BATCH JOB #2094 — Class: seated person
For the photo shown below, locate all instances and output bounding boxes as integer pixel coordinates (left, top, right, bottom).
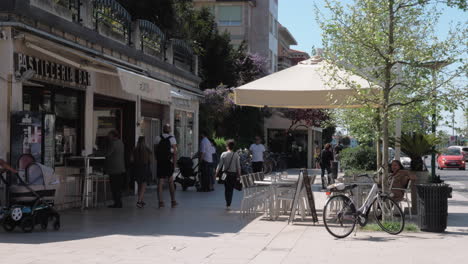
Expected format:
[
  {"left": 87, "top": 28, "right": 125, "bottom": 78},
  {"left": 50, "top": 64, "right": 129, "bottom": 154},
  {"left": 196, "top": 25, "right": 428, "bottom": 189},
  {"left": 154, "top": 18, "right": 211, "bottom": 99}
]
[{"left": 388, "top": 160, "right": 414, "bottom": 202}]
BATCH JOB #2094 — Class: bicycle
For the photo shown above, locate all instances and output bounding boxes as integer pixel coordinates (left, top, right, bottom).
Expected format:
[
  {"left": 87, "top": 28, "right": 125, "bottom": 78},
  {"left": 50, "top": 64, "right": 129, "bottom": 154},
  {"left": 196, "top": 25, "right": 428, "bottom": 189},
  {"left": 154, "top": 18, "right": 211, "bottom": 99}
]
[{"left": 322, "top": 169, "right": 405, "bottom": 238}]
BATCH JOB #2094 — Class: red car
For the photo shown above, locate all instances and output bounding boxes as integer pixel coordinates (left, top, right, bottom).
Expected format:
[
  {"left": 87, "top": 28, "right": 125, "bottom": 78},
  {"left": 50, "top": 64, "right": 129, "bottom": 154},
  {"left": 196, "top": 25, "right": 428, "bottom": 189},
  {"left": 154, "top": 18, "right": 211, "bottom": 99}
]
[{"left": 437, "top": 148, "right": 466, "bottom": 170}]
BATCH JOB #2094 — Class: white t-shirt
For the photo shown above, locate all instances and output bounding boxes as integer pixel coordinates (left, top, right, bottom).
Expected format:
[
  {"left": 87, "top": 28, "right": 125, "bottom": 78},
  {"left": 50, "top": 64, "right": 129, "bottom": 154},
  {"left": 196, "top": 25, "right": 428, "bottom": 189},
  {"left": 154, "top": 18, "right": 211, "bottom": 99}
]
[
  {"left": 155, "top": 133, "right": 177, "bottom": 153},
  {"left": 200, "top": 137, "right": 213, "bottom": 163},
  {"left": 249, "top": 144, "right": 266, "bottom": 162}
]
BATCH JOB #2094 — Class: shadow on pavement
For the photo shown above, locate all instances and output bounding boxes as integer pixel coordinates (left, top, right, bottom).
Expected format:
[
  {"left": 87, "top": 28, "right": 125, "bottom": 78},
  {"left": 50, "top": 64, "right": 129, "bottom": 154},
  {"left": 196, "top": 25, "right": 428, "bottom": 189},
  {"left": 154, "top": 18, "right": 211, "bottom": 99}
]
[{"left": 0, "top": 187, "right": 253, "bottom": 244}]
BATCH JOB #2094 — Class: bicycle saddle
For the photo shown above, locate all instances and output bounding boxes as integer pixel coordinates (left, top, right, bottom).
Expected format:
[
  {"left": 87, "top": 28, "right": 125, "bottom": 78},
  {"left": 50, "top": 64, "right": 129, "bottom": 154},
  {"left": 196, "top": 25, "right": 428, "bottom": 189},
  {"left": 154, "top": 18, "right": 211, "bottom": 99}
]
[{"left": 327, "top": 183, "right": 358, "bottom": 192}]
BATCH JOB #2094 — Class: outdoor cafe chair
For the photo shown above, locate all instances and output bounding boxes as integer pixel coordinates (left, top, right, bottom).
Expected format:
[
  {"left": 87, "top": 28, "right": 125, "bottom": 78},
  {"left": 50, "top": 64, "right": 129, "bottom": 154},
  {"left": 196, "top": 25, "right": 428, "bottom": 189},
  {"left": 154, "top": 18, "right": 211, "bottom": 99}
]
[{"left": 390, "top": 179, "right": 413, "bottom": 219}]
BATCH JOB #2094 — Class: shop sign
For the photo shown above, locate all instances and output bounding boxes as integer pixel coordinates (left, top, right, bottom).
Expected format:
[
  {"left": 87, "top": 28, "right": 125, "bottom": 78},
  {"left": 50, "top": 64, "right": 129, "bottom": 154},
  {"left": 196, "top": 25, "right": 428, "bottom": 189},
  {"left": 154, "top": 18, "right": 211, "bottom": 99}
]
[
  {"left": 173, "top": 97, "right": 191, "bottom": 108},
  {"left": 14, "top": 53, "right": 90, "bottom": 86}
]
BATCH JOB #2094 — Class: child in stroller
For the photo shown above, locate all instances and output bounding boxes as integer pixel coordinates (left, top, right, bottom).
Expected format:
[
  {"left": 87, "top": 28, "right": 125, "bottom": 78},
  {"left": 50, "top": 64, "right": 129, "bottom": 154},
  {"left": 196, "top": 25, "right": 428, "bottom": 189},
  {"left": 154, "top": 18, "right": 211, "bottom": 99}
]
[
  {"left": 174, "top": 156, "right": 201, "bottom": 191},
  {"left": 0, "top": 154, "right": 60, "bottom": 233}
]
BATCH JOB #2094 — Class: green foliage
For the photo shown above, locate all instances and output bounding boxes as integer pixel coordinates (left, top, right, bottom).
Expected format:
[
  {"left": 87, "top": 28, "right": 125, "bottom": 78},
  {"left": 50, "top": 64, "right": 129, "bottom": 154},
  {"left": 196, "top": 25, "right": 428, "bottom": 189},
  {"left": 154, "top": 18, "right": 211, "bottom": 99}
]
[
  {"left": 318, "top": 0, "right": 466, "bottom": 183},
  {"left": 395, "top": 133, "right": 441, "bottom": 171},
  {"left": 360, "top": 223, "right": 419, "bottom": 232},
  {"left": 213, "top": 137, "right": 227, "bottom": 154},
  {"left": 340, "top": 145, "right": 377, "bottom": 171}
]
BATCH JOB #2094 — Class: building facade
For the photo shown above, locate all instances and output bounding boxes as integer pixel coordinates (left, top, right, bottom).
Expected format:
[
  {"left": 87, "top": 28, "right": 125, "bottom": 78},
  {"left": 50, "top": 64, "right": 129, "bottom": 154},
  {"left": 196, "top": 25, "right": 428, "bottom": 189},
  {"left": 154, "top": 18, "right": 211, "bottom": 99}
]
[
  {"left": 193, "top": 0, "right": 279, "bottom": 73},
  {"left": 0, "top": 0, "right": 202, "bottom": 208},
  {"left": 277, "top": 23, "right": 297, "bottom": 71}
]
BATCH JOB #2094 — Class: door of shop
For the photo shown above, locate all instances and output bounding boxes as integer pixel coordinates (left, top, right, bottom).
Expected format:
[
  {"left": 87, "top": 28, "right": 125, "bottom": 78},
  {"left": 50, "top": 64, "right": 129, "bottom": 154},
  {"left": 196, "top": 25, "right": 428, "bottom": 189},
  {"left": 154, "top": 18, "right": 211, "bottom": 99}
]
[{"left": 142, "top": 118, "right": 160, "bottom": 184}]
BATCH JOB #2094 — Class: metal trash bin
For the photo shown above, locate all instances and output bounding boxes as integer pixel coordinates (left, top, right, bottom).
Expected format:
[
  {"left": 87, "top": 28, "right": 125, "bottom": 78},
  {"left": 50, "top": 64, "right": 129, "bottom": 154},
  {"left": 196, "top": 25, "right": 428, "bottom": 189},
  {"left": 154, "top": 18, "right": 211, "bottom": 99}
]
[
  {"left": 331, "top": 161, "right": 338, "bottom": 180},
  {"left": 416, "top": 184, "right": 452, "bottom": 232}
]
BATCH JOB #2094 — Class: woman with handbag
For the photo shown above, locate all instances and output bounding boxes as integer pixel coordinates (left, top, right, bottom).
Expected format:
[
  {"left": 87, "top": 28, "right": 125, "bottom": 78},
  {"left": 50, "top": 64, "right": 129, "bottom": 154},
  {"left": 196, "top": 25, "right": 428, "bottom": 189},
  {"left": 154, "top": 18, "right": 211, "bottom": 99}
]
[
  {"left": 131, "top": 136, "right": 152, "bottom": 208},
  {"left": 215, "top": 140, "right": 241, "bottom": 210}
]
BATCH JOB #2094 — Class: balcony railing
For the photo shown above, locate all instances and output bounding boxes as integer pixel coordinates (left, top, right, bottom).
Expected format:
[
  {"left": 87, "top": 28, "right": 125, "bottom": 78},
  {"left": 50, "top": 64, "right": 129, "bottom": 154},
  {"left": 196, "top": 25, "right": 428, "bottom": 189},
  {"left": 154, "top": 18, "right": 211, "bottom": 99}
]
[
  {"left": 172, "top": 39, "right": 194, "bottom": 73},
  {"left": 93, "top": 0, "right": 131, "bottom": 44},
  {"left": 138, "top": 20, "right": 165, "bottom": 58}
]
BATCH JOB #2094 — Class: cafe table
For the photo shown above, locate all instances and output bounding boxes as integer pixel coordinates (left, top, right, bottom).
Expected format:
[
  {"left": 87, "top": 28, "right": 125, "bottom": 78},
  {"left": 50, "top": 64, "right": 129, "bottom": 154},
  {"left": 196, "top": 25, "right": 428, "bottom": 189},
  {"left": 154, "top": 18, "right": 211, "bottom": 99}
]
[
  {"left": 254, "top": 177, "right": 297, "bottom": 220},
  {"left": 66, "top": 156, "right": 105, "bottom": 210}
]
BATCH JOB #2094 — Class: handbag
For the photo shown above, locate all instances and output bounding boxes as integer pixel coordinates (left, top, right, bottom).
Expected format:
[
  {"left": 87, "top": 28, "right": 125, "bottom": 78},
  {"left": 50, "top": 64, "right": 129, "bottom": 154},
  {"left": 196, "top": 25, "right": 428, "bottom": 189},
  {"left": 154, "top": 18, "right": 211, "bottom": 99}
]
[
  {"left": 218, "top": 152, "right": 235, "bottom": 184},
  {"left": 234, "top": 178, "right": 243, "bottom": 191}
]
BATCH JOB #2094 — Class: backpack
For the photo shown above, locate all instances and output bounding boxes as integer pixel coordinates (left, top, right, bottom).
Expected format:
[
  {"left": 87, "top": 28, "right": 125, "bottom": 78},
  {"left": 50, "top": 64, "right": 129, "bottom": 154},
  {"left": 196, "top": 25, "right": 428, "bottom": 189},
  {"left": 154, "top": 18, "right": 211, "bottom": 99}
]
[{"left": 155, "top": 135, "right": 173, "bottom": 162}]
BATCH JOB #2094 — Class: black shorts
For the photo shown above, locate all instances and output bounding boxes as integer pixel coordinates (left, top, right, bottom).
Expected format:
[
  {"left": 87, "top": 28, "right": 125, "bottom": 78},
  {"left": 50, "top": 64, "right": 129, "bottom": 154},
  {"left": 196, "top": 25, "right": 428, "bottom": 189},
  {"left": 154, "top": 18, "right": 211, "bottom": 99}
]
[
  {"left": 133, "top": 164, "right": 152, "bottom": 184},
  {"left": 157, "top": 161, "right": 174, "bottom": 179}
]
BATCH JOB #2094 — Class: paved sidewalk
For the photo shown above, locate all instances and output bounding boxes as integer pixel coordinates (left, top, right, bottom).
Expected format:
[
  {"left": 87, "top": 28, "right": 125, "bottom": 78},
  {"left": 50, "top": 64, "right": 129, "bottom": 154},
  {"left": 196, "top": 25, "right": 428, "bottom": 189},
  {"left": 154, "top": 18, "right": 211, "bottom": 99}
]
[{"left": 1, "top": 170, "right": 467, "bottom": 264}]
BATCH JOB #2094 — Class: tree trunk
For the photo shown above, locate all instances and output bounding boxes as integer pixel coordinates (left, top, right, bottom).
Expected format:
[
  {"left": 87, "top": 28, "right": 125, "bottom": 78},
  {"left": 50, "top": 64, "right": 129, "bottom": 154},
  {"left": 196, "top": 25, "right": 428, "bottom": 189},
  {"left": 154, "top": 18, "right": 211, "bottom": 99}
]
[{"left": 376, "top": 109, "right": 382, "bottom": 172}]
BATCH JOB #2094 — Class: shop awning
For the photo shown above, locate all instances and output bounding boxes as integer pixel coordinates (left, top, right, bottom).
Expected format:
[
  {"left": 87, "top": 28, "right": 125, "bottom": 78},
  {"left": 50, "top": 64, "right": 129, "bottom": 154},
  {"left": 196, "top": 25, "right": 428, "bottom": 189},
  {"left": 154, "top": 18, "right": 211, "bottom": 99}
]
[{"left": 117, "top": 68, "right": 171, "bottom": 103}]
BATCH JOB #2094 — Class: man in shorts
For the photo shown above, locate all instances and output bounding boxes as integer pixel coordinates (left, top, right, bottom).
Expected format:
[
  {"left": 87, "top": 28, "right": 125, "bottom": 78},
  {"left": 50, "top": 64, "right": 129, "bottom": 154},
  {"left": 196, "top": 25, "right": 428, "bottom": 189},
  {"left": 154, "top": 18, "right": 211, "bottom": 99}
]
[{"left": 155, "top": 124, "right": 178, "bottom": 208}]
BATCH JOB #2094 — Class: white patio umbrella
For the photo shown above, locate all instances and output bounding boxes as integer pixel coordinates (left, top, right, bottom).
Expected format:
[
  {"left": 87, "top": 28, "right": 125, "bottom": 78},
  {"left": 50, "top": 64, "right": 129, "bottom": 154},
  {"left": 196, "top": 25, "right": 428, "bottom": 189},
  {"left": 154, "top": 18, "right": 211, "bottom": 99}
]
[{"left": 234, "top": 57, "right": 378, "bottom": 109}]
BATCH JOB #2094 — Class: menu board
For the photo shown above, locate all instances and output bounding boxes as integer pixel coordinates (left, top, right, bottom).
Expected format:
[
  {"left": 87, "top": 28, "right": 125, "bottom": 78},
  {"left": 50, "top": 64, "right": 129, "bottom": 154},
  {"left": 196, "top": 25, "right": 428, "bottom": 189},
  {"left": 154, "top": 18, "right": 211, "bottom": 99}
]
[
  {"left": 10, "top": 111, "right": 43, "bottom": 167},
  {"left": 288, "top": 170, "right": 319, "bottom": 224},
  {"left": 302, "top": 170, "right": 319, "bottom": 223},
  {"left": 43, "top": 114, "right": 55, "bottom": 168}
]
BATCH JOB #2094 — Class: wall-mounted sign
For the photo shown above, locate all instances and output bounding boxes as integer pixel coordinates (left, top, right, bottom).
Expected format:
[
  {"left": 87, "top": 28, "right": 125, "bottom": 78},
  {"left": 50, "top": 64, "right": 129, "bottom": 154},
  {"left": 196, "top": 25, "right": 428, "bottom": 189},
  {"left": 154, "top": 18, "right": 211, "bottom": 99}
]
[{"left": 14, "top": 52, "right": 90, "bottom": 86}]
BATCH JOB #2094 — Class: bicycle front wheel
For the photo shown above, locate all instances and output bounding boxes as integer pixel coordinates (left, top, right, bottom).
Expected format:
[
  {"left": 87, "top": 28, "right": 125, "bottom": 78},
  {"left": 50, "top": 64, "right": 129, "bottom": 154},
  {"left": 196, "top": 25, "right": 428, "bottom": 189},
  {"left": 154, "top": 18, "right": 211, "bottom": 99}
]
[
  {"left": 323, "top": 195, "right": 356, "bottom": 238},
  {"left": 373, "top": 196, "right": 405, "bottom": 235}
]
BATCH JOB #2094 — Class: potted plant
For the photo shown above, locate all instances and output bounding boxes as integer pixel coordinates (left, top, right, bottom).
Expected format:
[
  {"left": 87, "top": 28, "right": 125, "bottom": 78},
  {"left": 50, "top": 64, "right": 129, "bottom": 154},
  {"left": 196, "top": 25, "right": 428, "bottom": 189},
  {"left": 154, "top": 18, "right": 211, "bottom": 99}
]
[
  {"left": 396, "top": 133, "right": 440, "bottom": 214},
  {"left": 398, "top": 132, "right": 440, "bottom": 180}
]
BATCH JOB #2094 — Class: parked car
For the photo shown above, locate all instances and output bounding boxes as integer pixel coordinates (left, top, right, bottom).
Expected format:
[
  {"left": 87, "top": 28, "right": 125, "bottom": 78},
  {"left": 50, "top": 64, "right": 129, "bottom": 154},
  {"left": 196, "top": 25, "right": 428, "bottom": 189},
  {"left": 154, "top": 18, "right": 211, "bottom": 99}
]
[
  {"left": 437, "top": 148, "right": 466, "bottom": 170},
  {"left": 400, "top": 152, "right": 411, "bottom": 169},
  {"left": 388, "top": 147, "right": 412, "bottom": 168},
  {"left": 448, "top": 146, "right": 468, "bottom": 161}
]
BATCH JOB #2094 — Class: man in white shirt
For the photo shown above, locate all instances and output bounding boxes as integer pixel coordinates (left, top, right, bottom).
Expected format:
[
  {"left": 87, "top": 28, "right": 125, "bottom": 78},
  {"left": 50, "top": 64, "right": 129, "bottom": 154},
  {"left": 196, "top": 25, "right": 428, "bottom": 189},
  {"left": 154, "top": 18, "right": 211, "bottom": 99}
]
[
  {"left": 249, "top": 136, "right": 266, "bottom": 173},
  {"left": 199, "top": 132, "right": 213, "bottom": 192},
  {"left": 154, "top": 124, "right": 178, "bottom": 208}
]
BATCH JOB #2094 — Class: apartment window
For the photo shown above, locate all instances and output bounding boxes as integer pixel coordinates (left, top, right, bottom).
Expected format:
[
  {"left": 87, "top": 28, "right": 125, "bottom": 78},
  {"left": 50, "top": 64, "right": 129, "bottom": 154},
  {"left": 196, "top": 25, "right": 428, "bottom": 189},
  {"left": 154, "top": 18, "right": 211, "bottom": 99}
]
[
  {"left": 269, "top": 50, "right": 273, "bottom": 71},
  {"left": 269, "top": 14, "right": 273, "bottom": 34},
  {"left": 218, "top": 6, "right": 242, "bottom": 26},
  {"left": 274, "top": 54, "right": 278, "bottom": 72},
  {"left": 275, "top": 20, "right": 279, "bottom": 38}
]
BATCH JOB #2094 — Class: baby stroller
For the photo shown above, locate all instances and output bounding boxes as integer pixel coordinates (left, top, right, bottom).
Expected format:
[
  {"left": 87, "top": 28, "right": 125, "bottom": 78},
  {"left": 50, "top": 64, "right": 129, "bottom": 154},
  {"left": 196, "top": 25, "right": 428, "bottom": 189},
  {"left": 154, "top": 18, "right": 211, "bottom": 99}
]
[
  {"left": 0, "top": 154, "right": 60, "bottom": 233},
  {"left": 174, "top": 156, "right": 200, "bottom": 191}
]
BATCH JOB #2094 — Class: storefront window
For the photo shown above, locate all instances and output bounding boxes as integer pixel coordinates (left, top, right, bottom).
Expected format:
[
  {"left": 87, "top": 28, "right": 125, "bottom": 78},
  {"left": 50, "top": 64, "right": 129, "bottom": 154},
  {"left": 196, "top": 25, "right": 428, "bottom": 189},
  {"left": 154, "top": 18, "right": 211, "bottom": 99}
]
[
  {"left": 23, "top": 85, "right": 84, "bottom": 166},
  {"left": 94, "top": 109, "right": 122, "bottom": 151},
  {"left": 174, "top": 110, "right": 195, "bottom": 158}
]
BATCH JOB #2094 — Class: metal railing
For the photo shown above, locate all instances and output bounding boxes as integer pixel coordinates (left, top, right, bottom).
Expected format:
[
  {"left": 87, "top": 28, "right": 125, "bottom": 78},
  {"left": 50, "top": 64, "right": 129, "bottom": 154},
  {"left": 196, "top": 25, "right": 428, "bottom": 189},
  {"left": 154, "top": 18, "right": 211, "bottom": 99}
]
[
  {"left": 93, "top": 0, "right": 131, "bottom": 44},
  {"left": 138, "top": 19, "right": 165, "bottom": 58},
  {"left": 172, "top": 39, "right": 194, "bottom": 73}
]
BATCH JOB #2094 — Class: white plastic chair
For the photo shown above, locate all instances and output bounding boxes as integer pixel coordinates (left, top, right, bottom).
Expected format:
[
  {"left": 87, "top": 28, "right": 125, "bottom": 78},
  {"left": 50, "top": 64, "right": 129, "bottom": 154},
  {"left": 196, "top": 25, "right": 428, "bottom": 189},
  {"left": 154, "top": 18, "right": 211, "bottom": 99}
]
[{"left": 390, "top": 179, "right": 412, "bottom": 219}]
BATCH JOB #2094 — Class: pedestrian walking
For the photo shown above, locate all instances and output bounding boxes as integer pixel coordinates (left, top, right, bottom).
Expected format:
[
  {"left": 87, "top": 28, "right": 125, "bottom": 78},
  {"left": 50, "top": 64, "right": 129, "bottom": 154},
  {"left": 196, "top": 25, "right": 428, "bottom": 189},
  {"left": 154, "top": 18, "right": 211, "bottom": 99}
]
[
  {"left": 314, "top": 140, "right": 321, "bottom": 169},
  {"left": 215, "top": 140, "right": 241, "bottom": 210},
  {"left": 249, "top": 136, "right": 265, "bottom": 173},
  {"left": 334, "top": 141, "right": 344, "bottom": 172},
  {"left": 209, "top": 138, "right": 218, "bottom": 191},
  {"left": 103, "top": 130, "right": 126, "bottom": 208},
  {"left": 131, "top": 136, "right": 152, "bottom": 208},
  {"left": 199, "top": 132, "right": 214, "bottom": 192},
  {"left": 155, "top": 124, "right": 178, "bottom": 208},
  {"left": 320, "top": 143, "right": 333, "bottom": 189}
]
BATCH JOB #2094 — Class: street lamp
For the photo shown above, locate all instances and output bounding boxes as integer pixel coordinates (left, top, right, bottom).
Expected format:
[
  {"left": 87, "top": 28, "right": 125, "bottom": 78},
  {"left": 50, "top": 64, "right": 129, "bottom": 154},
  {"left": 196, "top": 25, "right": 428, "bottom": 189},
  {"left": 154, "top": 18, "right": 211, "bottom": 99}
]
[{"left": 418, "top": 60, "right": 452, "bottom": 180}]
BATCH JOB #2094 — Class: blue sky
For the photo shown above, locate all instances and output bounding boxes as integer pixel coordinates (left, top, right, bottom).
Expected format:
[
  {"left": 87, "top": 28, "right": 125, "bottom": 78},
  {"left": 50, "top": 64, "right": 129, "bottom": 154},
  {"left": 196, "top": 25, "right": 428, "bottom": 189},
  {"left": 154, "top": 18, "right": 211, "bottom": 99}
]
[{"left": 278, "top": 0, "right": 467, "bottom": 134}]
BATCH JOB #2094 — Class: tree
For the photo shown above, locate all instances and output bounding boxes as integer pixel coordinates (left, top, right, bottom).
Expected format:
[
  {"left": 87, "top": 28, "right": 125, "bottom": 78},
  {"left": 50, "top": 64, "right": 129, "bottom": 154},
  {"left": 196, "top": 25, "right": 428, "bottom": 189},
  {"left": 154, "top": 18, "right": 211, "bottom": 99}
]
[
  {"left": 280, "top": 109, "right": 330, "bottom": 132},
  {"left": 317, "top": 0, "right": 467, "bottom": 188}
]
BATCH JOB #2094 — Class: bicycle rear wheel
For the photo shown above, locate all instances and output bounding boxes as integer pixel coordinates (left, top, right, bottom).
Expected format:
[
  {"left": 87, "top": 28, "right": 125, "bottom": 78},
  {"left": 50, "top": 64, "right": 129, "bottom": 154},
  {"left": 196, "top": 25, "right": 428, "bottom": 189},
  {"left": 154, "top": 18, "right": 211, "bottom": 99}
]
[
  {"left": 373, "top": 196, "right": 405, "bottom": 235},
  {"left": 323, "top": 195, "right": 356, "bottom": 238}
]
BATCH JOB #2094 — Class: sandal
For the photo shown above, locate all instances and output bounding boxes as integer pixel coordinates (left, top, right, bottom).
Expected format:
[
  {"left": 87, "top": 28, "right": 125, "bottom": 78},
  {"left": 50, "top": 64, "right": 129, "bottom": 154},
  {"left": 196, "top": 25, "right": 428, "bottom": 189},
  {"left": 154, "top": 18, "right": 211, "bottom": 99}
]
[
  {"left": 171, "top": 201, "right": 178, "bottom": 208},
  {"left": 159, "top": 201, "right": 165, "bottom": 208}
]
